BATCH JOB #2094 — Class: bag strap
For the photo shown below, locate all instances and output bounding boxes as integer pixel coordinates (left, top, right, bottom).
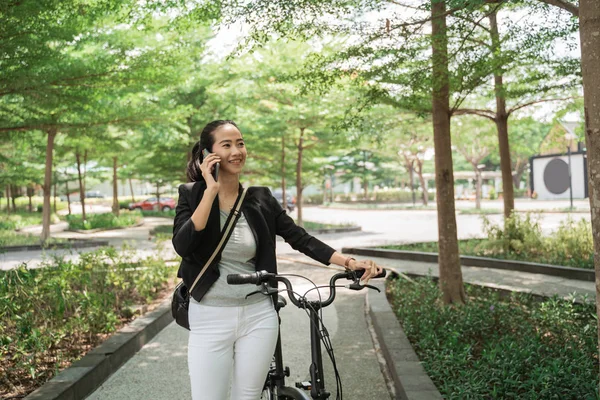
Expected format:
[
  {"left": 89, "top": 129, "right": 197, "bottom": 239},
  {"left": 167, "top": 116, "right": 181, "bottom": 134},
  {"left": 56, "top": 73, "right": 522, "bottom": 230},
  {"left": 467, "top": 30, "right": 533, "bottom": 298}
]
[{"left": 188, "top": 187, "right": 248, "bottom": 296}]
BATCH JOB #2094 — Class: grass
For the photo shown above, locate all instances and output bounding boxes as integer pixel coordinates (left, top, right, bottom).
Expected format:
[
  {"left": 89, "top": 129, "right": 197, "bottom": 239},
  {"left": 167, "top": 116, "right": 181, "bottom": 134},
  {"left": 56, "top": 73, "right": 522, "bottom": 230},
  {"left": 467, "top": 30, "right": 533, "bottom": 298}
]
[{"left": 388, "top": 276, "right": 597, "bottom": 399}]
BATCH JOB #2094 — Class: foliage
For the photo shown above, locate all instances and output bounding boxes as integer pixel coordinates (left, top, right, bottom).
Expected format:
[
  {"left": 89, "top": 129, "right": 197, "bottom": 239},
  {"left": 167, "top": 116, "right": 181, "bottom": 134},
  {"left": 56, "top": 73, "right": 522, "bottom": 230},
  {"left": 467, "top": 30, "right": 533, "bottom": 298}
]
[
  {"left": 0, "top": 247, "right": 175, "bottom": 398},
  {"left": 388, "top": 277, "right": 597, "bottom": 399},
  {"left": 386, "top": 213, "right": 594, "bottom": 269},
  {"left": 480, "top": 213, "right": 546, "bottom": 256},
  {"left": 141, "top": 210, "right": 176, "bottom": 218},
  {"left": 66, "top": 211, "right": 142, "bottom": 230},
  {"left": 0, "top": 213, "right": 46, "bottom": 231},
  {"left": 0, "top": 231, "right": 67, "bottom": 248}
]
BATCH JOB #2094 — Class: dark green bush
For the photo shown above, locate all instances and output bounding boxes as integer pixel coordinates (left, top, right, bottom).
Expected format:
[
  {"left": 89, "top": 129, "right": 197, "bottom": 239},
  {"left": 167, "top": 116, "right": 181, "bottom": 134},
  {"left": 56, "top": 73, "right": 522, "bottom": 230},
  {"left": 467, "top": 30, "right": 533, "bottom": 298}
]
[
  {"left": 141, "top": 210, "right": 176, "bottom": 218},
  {"left": 0, "top": 247, "right": 175, "bottom": 397},
  {"left": 66, "top": 210, "right": 142, "bottom": 230},
  {"left": 388, "top": 277, "right": 598, "bottom": 399}
]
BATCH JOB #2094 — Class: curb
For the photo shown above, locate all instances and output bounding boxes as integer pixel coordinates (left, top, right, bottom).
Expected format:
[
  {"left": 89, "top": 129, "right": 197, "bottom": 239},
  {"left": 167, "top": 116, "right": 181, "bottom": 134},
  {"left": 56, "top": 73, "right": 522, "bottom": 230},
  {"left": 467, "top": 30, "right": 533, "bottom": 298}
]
[
  {"left": 367, "top": 280, "right": 443, "bottom": 400},
  {"left": 342, "top": 247, "right": 595, "bottom": 282},
  {"left": 24, "top": 298, "right": 174, "bottom": 400},
  {"left": 1, "top": 239, "right": 110, "bottom": 253}
]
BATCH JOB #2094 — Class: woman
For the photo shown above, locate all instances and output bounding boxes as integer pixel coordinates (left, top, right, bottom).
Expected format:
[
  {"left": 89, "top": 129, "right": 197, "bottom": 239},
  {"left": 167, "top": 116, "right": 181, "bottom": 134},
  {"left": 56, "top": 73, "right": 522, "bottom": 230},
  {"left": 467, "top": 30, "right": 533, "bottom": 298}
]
[{"left": 172, "top": 120, "right": 382, "bottom": 400}]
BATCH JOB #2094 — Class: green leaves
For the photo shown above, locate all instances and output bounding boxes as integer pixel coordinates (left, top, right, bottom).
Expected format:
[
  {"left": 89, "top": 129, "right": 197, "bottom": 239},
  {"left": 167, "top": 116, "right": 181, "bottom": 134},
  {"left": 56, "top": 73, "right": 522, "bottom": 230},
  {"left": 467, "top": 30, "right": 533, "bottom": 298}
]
[{"left": 389, "top": 277, "right": 598, "bottom": 398}]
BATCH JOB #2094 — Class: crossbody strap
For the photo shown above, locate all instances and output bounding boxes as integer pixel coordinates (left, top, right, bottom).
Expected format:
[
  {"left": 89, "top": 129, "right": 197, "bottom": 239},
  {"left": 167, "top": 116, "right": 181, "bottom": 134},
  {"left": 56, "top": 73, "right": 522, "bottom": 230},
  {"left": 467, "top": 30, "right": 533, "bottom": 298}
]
[{"left": 188, "top": 187, "right": 248, "bottom": 296}]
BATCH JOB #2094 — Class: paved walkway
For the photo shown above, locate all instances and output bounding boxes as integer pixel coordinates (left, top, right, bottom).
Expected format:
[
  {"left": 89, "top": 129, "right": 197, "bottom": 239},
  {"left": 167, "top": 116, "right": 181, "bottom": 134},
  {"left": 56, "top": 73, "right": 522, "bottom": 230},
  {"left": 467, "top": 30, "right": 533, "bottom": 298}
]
[{"left": 86, "top": 256, "right": 393, "bottom": 400}]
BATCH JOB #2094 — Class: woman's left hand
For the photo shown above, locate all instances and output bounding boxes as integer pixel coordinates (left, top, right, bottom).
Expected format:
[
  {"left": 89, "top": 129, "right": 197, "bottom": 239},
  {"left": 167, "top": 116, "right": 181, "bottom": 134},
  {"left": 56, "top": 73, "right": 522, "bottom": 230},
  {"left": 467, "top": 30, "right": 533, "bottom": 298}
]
[{"left": 348, "top": 259, "right": 383, "bottom": 284}]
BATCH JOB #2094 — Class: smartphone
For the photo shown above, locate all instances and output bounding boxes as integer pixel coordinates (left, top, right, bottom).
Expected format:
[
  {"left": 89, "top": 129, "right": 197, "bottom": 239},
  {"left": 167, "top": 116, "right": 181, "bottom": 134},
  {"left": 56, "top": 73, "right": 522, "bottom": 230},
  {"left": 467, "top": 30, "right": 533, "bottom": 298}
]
[{"left": 202, "top": 149, "right": 219, "bottom": 181}]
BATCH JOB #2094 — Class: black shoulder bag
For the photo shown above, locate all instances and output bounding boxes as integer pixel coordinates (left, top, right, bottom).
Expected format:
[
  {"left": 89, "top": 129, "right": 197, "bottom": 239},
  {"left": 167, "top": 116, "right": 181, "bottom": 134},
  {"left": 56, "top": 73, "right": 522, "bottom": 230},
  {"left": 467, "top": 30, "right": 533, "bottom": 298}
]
[{"left": 171, "top": 187, "right": 248, "bottom": 330}]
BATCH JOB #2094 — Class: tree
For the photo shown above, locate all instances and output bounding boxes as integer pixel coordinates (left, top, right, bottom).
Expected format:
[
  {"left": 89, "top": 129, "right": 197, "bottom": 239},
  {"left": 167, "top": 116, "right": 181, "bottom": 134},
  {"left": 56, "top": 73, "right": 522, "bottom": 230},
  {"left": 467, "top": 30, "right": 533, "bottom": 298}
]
[
  {"left": 526, "top": 0, "right": 600, "bottom": 386},
  {"left": 452, "top": 116, "right": 497, "bottom": 209},
  {"left": 450, "top": 2, "right": 578, "bottom": 218}
]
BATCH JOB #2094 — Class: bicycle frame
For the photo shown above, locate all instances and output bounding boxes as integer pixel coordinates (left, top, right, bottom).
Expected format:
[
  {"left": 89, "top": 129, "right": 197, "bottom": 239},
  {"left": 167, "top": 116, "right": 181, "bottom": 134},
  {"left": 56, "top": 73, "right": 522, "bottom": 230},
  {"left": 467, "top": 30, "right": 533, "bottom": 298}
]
[{"left": 230, "top": 269, "right": 385, "bottom": 400}]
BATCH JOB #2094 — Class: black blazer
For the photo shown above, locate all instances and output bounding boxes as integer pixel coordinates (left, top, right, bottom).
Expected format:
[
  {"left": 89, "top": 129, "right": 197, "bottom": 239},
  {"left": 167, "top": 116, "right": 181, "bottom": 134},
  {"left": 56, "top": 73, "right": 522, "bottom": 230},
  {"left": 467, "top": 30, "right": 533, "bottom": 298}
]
[{"left": 172, "top": 181, "right": 336, "bottom": 302}]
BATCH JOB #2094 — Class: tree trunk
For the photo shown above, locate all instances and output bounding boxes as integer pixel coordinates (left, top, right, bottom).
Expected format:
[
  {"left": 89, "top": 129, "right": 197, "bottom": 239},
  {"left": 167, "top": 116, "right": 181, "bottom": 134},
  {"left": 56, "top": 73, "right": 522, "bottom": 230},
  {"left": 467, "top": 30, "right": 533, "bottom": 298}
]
[
  {"left": 415, "top": 158, "right": 428, "bottom": 206},
  {"left": 281, "top": 135, "right": 287, "bottom": 210},
  {"left": 296, "top": 128, "right": 305, "bottom": 227},
  {"left": 474, "top": 167, "right": 482, "bottom": 210},
  {"left": 27, "top": 186, "right": 33, "bottom": 213},
  {"left": 129, "top": 178, "right": 135, "bottom": 202},
  {"left": 112, "top": 156, "right": 119, "bottom": 216},
  {"left": 53, "top": 173, "right": 57, "bottom": 214},
  {"left": 41, "top": 128, "right": 57, "bottom": 242},
  {"left": 75, "top": 151, "right": 86, "bottom": 221},
  {"left": 65, "top": 178, "right": 72, "bottom": 215},
  {"left": 156, "top": 181, "right": 161, "bottom": 210},
  {"left": 362, "top": 151, "right": 368, "bottom": 199},
  {"left": 578, "top": 0, "right": 600, "bottom": 392},
  {"left": 11, "top": 185, "right": 16, "bottom": 213},
  {"left": 5, "top": 185, "right": 10, "bottom": 215},
  {"left": 83, "top": 149, "right": 88, "bottom": 194},
  {"left": 431, "top": 0, "right": 466, "bottom": 305},
  {"left": 512, "top": 158, "right": 527, "bottom": 188},
  {"left": 489, "top": 10, "right": 515, "bottom": 219}
]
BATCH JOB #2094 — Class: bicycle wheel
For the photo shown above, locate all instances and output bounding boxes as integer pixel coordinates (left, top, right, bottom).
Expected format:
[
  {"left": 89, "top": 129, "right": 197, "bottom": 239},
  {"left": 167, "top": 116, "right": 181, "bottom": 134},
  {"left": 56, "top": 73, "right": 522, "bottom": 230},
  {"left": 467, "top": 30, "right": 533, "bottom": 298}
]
[{"left": 277, "top": 386, "right": 311, "bottom": 400}]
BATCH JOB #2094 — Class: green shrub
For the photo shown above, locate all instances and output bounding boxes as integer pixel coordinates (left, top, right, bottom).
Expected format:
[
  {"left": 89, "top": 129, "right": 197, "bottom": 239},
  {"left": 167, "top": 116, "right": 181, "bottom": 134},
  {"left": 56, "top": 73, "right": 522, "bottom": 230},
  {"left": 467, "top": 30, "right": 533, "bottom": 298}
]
[
  {"left": 0, "top": 247, "right": 175, "bottom": 397},
  {"left": 384, "top": 214, "right": 594, "bottom": 269},
  {"left": 141, "top": 209, "right": 176, "bottom": 218},
  {"left": 388, "top": 277, "right": 598, "bottom": 399},
  {"left": 0, "top": 212, "right": 59, "bottom": 231},
  {"left": 150, "top": 224, "right": 173, "bottom": 235},
  {"left": 0, "top": 231, "right": 68, "bottom": 248},
  {"left": 478, "top": 213, "right": 545, "bottom": 258},
  {"left": 304, "top": 194, "right": 324, "bottom": 205},
  {"left": 545, "top": 217, "right": 594, "bottom": 269},
  {"left": 66, "top": 210, "right": 142, "bottom": 230}
]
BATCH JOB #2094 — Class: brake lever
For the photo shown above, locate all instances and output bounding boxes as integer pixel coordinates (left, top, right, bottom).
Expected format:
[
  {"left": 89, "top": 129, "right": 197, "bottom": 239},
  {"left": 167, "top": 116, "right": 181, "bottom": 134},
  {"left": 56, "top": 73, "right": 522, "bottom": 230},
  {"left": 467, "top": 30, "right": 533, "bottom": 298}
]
[
  {"left": 345, "top": 282, "right": 381, "bottom": 293},
  {"left": 245, "top": 282, "right": 279, "bottom": 299}
]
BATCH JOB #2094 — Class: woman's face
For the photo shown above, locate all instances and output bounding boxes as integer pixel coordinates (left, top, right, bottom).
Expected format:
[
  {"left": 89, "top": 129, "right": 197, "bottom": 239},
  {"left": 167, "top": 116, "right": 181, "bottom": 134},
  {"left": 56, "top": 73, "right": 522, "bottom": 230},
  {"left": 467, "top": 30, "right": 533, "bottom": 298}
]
[{"left": 210, "top": 124, "right": 247, "bottom": 175}]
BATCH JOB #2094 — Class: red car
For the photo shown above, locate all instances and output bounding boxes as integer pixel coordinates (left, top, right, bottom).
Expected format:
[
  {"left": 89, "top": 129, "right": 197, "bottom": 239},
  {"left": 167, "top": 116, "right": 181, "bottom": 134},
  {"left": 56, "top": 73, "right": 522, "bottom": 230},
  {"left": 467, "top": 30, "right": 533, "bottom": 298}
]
[{"left": 129, "top": 197, "right": 176, "bottom": 211}]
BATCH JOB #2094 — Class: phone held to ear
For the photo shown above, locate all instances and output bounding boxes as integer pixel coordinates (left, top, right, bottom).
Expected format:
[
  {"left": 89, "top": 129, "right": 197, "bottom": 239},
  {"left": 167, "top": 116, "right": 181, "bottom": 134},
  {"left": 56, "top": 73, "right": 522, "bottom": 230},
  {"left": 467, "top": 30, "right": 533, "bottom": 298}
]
[{"left": 202, "top": 149, "right": 219, "bottom": 181}]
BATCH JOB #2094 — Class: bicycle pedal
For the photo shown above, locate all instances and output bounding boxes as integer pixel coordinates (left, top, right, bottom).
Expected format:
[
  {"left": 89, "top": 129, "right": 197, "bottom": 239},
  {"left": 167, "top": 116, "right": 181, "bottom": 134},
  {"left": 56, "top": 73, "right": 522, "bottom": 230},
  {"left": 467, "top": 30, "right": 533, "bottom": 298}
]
[{"left": 295, "top": 381, "right": 312, "bottom": 390}]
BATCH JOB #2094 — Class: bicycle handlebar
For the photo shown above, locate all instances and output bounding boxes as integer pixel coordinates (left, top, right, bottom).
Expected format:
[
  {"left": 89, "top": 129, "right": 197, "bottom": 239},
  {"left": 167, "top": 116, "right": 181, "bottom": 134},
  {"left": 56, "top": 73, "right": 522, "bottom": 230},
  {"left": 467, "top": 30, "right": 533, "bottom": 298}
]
[{"left": 227, "top": 268, "right": 386, "bottom": 309}]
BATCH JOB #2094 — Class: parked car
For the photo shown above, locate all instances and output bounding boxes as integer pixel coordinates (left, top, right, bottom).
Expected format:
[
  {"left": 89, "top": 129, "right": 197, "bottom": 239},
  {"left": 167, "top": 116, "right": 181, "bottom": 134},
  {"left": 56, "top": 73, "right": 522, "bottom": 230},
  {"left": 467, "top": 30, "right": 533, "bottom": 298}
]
[
  {"left": 273, "top": 192, "right": 295, "bottom": 213},
  {"left": 85, "top": 191, "right": 105, "bottom": 198},
  {"left": 59, "top": 191, "right": 104, "bottom": 201},
  {"left": 129, "top": 197, "right": 176, "bottom": 211}
]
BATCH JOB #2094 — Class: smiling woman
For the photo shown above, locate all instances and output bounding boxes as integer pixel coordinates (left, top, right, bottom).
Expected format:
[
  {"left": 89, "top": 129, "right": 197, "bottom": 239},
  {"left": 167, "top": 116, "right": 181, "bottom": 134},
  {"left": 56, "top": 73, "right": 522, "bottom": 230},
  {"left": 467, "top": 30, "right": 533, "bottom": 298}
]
[{"left": 172, "top": 119, "right": 382, "bottom": 400}]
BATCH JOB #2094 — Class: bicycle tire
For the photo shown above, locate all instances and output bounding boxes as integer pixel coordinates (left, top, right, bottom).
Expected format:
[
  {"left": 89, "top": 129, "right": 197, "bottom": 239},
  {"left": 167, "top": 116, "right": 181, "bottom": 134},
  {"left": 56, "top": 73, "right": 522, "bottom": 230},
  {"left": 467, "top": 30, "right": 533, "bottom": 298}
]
[{"left": 278, "top": 386, "right": 312, "bottom": 400}]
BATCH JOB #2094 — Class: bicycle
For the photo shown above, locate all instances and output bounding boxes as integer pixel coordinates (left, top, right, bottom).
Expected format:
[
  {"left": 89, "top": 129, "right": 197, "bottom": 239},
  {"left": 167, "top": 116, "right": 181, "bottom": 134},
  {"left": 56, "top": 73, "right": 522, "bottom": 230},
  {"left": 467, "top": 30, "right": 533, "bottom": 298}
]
[{"left": 227, "top": 267, "right": 387, "bottom": 400}]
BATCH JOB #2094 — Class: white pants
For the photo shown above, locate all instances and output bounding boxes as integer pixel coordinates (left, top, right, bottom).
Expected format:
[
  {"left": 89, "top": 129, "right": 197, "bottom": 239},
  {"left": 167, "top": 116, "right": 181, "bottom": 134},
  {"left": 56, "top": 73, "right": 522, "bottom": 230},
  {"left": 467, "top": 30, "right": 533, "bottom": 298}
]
[{"left": 188, "top": 299, "right": 279, "bottom": 400}]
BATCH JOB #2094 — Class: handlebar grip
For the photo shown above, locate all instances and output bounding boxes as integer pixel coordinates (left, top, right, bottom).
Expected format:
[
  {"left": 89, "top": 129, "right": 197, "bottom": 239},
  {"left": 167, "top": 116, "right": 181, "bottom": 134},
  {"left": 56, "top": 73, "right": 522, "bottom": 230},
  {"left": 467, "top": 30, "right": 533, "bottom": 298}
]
[
  {"left": 227, "top": 273, "right": 258, "bottom": 285},
  {"left": 355, "top": 268, "right": 387, "bottom": 279}
]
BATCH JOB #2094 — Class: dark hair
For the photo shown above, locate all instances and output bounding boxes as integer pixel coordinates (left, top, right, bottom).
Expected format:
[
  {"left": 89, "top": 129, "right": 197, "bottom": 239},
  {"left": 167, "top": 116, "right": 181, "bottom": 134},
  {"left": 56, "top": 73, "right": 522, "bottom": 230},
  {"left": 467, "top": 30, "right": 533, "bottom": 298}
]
[{"left": 186, "top": 120, "right": 239, "bottom": 182}]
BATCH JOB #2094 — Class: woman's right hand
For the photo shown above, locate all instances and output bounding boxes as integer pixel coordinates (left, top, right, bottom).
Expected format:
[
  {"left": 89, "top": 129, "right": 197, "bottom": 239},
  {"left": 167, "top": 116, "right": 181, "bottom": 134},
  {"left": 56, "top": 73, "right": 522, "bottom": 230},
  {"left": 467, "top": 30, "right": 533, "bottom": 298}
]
[{"left": 200, "top": 153, "right": 221, "bottom": 191}]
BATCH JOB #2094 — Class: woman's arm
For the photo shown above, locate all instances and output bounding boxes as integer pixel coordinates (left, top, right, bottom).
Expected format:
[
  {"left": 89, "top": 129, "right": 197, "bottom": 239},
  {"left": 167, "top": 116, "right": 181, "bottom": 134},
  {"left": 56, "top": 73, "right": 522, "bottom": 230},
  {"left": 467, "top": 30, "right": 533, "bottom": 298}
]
[{"left": 172, "top": 184, "right": 216, "bottom": 257}]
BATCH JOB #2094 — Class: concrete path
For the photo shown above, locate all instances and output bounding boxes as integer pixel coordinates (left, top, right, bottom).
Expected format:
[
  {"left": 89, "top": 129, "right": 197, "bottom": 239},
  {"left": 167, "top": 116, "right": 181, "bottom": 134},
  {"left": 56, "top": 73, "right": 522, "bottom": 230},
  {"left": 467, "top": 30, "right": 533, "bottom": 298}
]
[{"left": 86, "top": 257, "right": 393, "bottom": 400}]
